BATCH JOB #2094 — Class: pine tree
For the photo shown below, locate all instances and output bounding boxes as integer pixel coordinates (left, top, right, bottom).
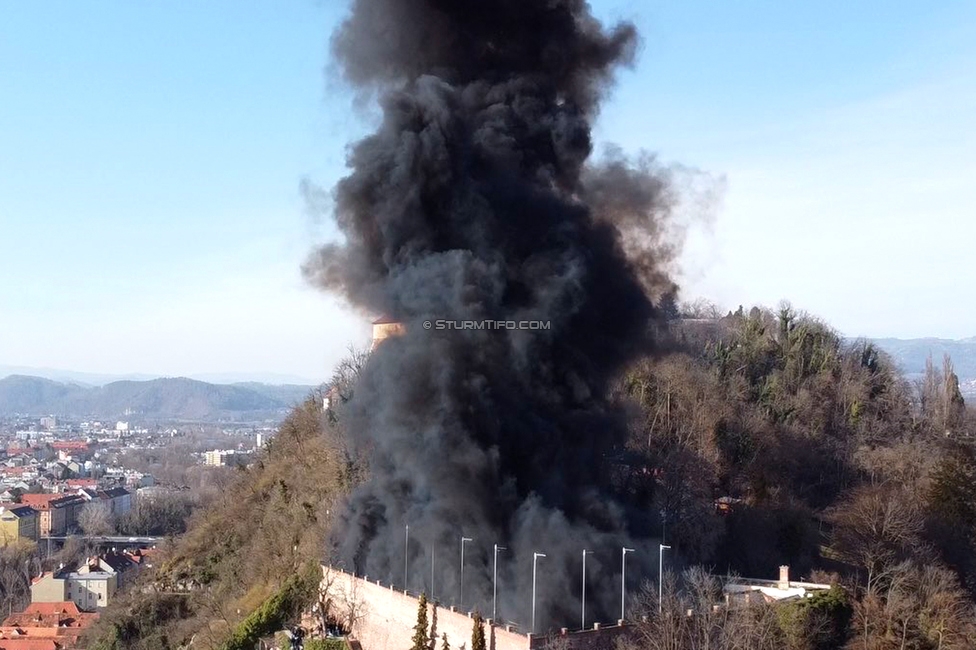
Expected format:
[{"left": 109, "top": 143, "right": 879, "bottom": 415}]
[
  {"left": 441, "top": 632, "right": 450, "bottom": 650},
  {"left": 471, "top": 612, "right": 486, "bottom": 650},
  {"left": 411, "top": 593, "right": 429, "bottom": 650}
]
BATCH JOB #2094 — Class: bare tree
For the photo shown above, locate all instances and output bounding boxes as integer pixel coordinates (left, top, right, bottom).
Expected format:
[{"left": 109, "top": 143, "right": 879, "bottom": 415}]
[
  {"left": 319, "top": 567, "right": 367, "bottom": 635},
  {"left": 78, "top": 501, "right": 114, "bottom": 537},
  {"left": 829, "top": 485, "right": 923, "bottom": 591},
  {"left": 915, "top": 564, "right": 976, "bottom": 650},
  {"left": 627, "top": 573, "right": 688, "bottom": 650},
  {"left": 625, "top": 569, "right": 783, "bottom": 650},
  {"left": 680, "top": 298, "right": 725, "bottom": 320},
  {"left": 327, "top": 345, "right": 371, "bottom": 405},
  {"left": 845, "top": 560, "right": 976, "bottom": 650}
]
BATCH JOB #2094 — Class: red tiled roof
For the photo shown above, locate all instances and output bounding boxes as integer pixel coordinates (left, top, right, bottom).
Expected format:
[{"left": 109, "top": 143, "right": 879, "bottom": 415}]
[
  {"left": 17, "top": 495, "right": 76, "bottom": 511},
  {"left": 0, "top": 639, "right": 60, "bottom": 650},
  {"left": 64, "top": 479, "right": 96, "bottom": 487},
  {"left": 17, "top": 603, "right": 83, "bottom": 618},
  {"left": 0, "top": 601, "right": 98, "bottom": 649},
  {"left": 49, "top": 442, "right": 88, "bottom": 451}
]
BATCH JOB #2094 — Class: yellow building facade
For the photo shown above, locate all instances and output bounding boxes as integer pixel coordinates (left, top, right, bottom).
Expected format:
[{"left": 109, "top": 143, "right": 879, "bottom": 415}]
[{"left": 0, "top": 505, "right": 39, "bottom": 545}]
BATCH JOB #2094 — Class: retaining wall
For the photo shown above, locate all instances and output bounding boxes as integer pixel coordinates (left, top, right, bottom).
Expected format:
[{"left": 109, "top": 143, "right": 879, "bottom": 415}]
[{"left": 320, "top": 566, "right": 632, "bottom": 650}]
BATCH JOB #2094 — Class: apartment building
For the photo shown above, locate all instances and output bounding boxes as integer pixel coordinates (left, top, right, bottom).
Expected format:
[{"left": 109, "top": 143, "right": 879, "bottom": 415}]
[
  {"left": 0, "top": 504, "right": 39, "bottom": 545},
  {"left": 75, "top": 486, "right": 132, "bottom": 517},
  {"left": 18, "top": 494, "right": 87, "bottom": 536},
  {"left": 31, "top": 561, "right": 119, "bottom": 612}
]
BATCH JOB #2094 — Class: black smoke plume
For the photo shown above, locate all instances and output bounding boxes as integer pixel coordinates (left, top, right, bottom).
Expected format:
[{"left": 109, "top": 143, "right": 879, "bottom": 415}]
[{"left": 305, "top": 0, "right": 685, "bottom": 631}]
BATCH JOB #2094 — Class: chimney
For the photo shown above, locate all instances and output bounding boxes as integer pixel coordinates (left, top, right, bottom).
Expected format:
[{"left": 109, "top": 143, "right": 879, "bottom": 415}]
[{"left": 778, "top": 565, "right": 790, "bottom": 590}]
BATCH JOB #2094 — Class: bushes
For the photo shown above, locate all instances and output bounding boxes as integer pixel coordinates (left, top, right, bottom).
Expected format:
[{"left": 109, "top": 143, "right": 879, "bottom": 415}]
[
  {"left": 87, "top": 593, "right": 193, "bottom": 650},
  {"left": 776, "top": 586, "right": 850, "bottom": 650},
  {"left": 218, "top": 562, "right": 321, "bottom": 650},
  {"left": 305, "top": 639, "right": 347, "bottom": 650}
]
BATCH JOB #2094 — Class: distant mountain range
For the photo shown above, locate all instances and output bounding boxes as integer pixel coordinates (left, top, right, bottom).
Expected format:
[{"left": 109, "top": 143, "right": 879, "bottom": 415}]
[
  {"left": 0, "top": 375, "right": 318, "bottom": 421},
  {"left": 0, "top": 365, "right": 320, "bottom": 387},
  {"left": 869, "top": 337, "right": 976, "bottom": 396}
]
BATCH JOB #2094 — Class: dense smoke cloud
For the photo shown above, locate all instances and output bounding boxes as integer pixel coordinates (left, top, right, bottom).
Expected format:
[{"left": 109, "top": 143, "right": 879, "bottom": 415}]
[{"left": 305, "top": 0, "right": 689, "bottom": 630}]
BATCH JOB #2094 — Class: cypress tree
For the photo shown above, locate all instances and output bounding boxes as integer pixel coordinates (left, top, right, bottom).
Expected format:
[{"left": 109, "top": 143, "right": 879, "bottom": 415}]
[
  {"left": 411, "top": 593, "right": 429, "bottom": 650},
  {"left": 471, "top": 612, "right": 486, "bottom": 650}
]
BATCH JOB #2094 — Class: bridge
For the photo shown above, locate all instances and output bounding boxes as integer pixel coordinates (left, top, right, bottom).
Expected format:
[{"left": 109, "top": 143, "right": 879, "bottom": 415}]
[{"left": 40, "top": 535, "right": 163, "bottom": 547}]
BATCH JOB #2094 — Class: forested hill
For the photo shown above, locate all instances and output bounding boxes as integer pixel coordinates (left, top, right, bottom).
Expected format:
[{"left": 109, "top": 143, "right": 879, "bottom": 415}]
[
  {"left": 0, "top": 375, "right": 315, "bottom": 420},
  {"left": 87, "top": 307, "right": 976, "bottom": 649}
]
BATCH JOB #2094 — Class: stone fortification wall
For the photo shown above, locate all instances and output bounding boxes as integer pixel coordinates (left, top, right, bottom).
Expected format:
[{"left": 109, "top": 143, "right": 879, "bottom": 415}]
[{"left": 320, "top": 567, "right": 632, "bottom": 650}]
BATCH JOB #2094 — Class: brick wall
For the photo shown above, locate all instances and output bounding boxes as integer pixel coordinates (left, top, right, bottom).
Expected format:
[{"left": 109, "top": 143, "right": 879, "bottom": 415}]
[{"left": 321, "top": 567, "right": 632, "bottom": 650}]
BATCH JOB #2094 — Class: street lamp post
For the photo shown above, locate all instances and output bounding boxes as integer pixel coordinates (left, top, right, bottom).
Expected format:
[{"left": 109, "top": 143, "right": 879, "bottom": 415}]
[
  {"left": 493, "top": 544, "right": 506, "bottom": 621},
  {"left": 581, "top": 550, "right": 592, "bottom": 631},
  {"left": 621, "top": 547, "right": 635, "bottom": 621},
  {"left": 460, "top": 537, "right": 473, "bottom": 610},
  {"left": 658, "top": 544, "right": 671, "bottom": 614},
  {"left": 532, "top": 552, "right": 546, "bottom": 634},
  {"left": 660, "top": 509, "right": 667, "bottom": 545}
]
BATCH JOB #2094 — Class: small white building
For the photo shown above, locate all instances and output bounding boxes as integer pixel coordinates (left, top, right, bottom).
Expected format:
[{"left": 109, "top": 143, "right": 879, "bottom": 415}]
[{"left": 723, "top": 566, "right": 832, "bottom": 604}]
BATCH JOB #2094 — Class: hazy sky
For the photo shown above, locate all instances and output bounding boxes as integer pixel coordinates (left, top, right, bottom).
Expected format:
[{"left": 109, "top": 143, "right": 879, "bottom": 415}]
[{"left": 2, "top": 1, "right": 974, "bottom": 383}]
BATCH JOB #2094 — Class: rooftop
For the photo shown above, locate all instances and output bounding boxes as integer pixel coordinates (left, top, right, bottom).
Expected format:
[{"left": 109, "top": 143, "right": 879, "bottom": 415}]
[
  {"left": 17, "top": 494, "right": 80, "bottom": 510},
  {"left": 0, "top": 505, "right": 36, "bottom": 518}
]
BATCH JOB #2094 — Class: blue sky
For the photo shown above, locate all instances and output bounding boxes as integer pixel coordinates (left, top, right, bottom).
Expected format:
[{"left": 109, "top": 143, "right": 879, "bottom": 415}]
[{"left": 1, "top": 1, "right": 974, "bottom": 382}]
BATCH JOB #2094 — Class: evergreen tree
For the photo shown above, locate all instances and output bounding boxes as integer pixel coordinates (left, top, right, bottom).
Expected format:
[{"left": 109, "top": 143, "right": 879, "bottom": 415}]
[
  {"left": 943, "top": 354, "right": 967, "bottom": 431},
  {"left": 471, "top": 612, "right": 486, "bottom": 650},
  {"left": 441, "top": 632, "right": 449, "bottom": 650},
  {"left": 929, "top": 446, "right": 976, "bottom": 528},
  {"left": 411, "top": 593, "right": 429, "bottom": 650}
]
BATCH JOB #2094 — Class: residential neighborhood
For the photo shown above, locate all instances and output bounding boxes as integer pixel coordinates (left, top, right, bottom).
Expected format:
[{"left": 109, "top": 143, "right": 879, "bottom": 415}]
[{"left": 0, "top": 414, "right": 257, "bottom": 648}]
